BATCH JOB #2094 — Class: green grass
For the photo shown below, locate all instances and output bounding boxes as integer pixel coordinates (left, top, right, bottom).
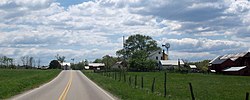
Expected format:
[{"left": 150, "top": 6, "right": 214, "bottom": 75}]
[
  {"left": 0, "top": 69, "right": 61, "bottom": 99},
  {"left": 83, "top": 71, "right": 250, "bottom": 100}
]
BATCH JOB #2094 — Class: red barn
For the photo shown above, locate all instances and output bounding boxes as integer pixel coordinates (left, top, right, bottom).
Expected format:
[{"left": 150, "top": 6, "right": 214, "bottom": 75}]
[{"left": 209, "top": 52, "right": 250, "bottom": 75}]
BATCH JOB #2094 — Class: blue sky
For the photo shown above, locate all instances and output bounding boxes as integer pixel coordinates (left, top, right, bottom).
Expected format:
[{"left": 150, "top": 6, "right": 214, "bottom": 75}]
[
  {"left": 56, "top": 0, "right": 90, "bottom": 7},
  {"left": 0, "top": 0, "right": 250, "bottom": 65}
]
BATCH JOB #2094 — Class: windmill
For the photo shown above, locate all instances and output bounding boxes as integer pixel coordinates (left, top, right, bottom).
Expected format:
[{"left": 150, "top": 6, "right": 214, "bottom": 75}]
[{"left": 162, "top": 43, "right": 170, "bottom": 60}]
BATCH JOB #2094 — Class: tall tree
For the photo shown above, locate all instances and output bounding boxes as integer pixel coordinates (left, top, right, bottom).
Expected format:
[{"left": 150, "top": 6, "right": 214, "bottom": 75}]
[
  {"left": 20, "top": 56, "right": 25, "bottom": 67},
  {"left": 116, "top": 34, "right": 160, "bottom": 58},
  {"left": 116, "top": 34, "right": 160, "bottom": 71},
  {"left": 102, "top": 55, "right": 119, "bottom": 69},
  {"left": 37, "top": 58, "right": 41, "bottom": 68},
  {"left": 84, "top": 59, "right": 89, "bottom": 66},
  {"left": 29, "top": 57, "right": 33, "bottom": 68},
  {"left": 55, "top": 54, "right": 65, "bottom": 63},
  {"left": 49, "top": 60, "right": 61, "bottom": 69},
  {"left": 93, "top": 59, "right": 102, "bottom": 63}
]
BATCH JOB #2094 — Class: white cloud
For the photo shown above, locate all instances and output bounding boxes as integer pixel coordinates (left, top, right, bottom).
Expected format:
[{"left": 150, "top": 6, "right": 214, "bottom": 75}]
[
  {"left": 0, "top": 0, "right": 250, "bottom": 65},
  {"left": 159, "top": 38, "right": 248, "bottom": 54}
]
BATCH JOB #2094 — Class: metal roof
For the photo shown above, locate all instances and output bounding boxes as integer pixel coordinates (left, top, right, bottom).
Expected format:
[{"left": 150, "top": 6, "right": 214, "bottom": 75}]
[
  {"left": 220, "top": 52, "right": 248, "bottom": 61},
  {"left": 223, "top": 66, "right": 246, "bottom": 72},
  {"left": 160, "top": 60, "right": 184, "bottom": 66},
  {"left": 210, "top": 56, "right": 228, "bottom": 64},
  {"left": 88, "top": 63, "right": 105, "bottom": 67},
  {"left": 210, "top": 52, "right": 249, "bottom": 64},
  {"left": 148, "top": 49, "right": 162, "bottom": 57},
  {"left": 189, "top": 65, "right": 197, "bottom": 69}
]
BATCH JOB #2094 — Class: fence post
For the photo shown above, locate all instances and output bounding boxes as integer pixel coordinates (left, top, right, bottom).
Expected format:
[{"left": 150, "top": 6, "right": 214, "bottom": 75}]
[
  {"left": 135, "top": 75, "right": 137, "bottom": 87},
  {"left": 189, "top": 83, "right": 195, "bottom": 100},
  {"left": 141, "top": 76, "right": 143, "bottom": 89},
  {"left": 114, "top": 72, "right": 116, "bottom": 80},
  {"left": 151, "top": 77, "right": 155, "bottom": 93},
  {"left": 129, "top": 76, "right": 131, "bottom": 86},
  {"left": 124, "top": 73, "right": 126, "bottom": 82},
  {"left": 113, "top": 72, "right": 114, "bottom": 79},
  {"left": 164, "top": 72, "right": 167, "bottom": 97},
  {"left": 246, "top": 92, "right": 249, "bottom": 100},
  {"left": 119, "top": 72, "right": 121, "bottom": 81}
]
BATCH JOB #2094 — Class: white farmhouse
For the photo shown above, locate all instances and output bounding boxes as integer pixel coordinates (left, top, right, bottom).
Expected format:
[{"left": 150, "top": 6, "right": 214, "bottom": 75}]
[{"left": 148, "top": 49, "right": 168, "bottom": 64}]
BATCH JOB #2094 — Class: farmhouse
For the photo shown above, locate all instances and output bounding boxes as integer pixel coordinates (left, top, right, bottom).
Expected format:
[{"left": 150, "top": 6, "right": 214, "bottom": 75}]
[
  {"left": 88, "top": 63, "right": 105, "bottom": 70},
  {"left": 148, "top": 49, "right": 168, "bottom": 66},
  {"left": 209, "top": 52, "right": 250, "bottom": 75},
  {"left": 160, "top": 60, "right": 184, "bottom": 70}
]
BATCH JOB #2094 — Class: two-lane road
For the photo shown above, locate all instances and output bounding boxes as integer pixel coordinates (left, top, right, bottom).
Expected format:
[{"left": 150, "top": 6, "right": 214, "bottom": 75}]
[{"left": 12, "top": 70, "right": 116, "bottom": 100}]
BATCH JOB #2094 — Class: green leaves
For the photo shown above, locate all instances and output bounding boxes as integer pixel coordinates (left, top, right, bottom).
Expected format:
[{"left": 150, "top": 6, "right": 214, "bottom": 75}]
[{"left": 116, "top": 34, "right": 160, "bottom": 58}]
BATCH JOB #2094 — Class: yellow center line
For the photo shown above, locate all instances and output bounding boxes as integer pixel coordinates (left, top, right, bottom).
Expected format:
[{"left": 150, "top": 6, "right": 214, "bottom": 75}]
[{"left": 58, "top": 71, "right": 73, "bottom": 100}]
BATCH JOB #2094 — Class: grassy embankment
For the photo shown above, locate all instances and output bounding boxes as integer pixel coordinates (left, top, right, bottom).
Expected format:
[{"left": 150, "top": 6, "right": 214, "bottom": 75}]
[
  {"left": 0, "top": 69, "right": 61, "bottom": 99},
  {"left": 83, "top": 71, "right": 250, "bottom": 100}
]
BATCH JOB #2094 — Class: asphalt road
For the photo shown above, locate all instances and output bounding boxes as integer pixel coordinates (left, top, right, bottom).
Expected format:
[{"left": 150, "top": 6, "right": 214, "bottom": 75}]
[{"left": 12, "top": 70, "right": 117, "bottom": 100}]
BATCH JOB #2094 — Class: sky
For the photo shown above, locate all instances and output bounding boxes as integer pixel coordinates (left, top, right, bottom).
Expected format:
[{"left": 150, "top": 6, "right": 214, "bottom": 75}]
[{"left": 0, "top": 0, "right": 250, "bottom": 65}]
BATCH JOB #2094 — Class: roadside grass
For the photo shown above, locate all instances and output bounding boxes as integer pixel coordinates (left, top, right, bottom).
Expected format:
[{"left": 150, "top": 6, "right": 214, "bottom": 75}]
[
  {"left": 83, "top": 71, "right": 166, "bottom": 100},
  {"left": 0, "top": 69, "right": 61, "bottom": 99},
  {"left": 83, "top": 71, "right": 250, "bottom": 100}
]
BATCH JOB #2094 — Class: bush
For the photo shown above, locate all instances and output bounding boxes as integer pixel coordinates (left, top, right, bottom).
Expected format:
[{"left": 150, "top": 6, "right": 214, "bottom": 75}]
[{"left": 128, "top": 58, "right": 156, "bottom": 71}]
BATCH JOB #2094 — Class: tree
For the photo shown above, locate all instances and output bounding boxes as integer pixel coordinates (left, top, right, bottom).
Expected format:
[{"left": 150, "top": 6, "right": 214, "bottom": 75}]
[
  {"left": 20, "top": 56, "right": 34, "bottom": 68},
  {"left": 55, "top": 54, "right": 65, "bottom": 63},
  {"left": 188, "top": 60, "right": 211, "bottom": 72},
  {"left": 20, "top": 56, "right": 25, "bottom": 67},
  {"left": 128, "top": 51, "right": 156, "bottom": 71},
  {"left": 29, "top": 57, "right": 34, "bottom": 68},
  {"left": 116, "top": 34, "right": 160, "bottom": 71},
  {"left": 93, "top": 55, "right": 120, "bottom": 69},
  {"left": 37, "top": 58, "right": 41, "bottom": 68},
  {"left": 116, "top": 34, "right": 160, "bottom": 58},
  {"left": 93, "top": 59, "right": 102, "bottom": 63},
  {"left": 102, "top": 55, "right": 119, "bottom": 69},
  {"left": 71, "top": 61, "right": 85, "bottom": 70},
  {"left": 0, "top": 57, "right": 3, "bottom": 67},
  {"left": 49, "top": 60, "right": 61, "bottom": 69},
  {"left": 0, "top": 56, "right": 15, "bottom": 68},
  {"left": 84, "top": 59, "right": 89, "bottom": 66}
]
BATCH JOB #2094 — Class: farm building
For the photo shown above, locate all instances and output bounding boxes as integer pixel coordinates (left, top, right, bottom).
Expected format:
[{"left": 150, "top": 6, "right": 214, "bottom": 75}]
[
  {"left": 189, "top": 65, "right": 197, "bottom": 69},
  {"left": 160, "top": 60, "right": 184, "bottom": 70},
  {"left": 88, "top": 63, "right": 105, "bottom": 70},
  {"left": 148, "top": 49, "right": 168, "bottom": 66},
  {"left": 209, "top": 52, "right": 250, "bottom": 75},
  {"left": 61, "top": 62, "right": 71, "bottom": 70},
  {"left": 189, "top": 65, "right": 197, "bottom": 72},
  {"left": 111, "top": 61, "right": 127, "bottom": 70}
]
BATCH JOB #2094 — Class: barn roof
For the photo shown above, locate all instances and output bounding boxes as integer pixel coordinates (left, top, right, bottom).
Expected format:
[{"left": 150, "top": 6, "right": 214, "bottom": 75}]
[
  {"left": 223, "top": 66, "right": 246, "bottom": 72},
  {"left": 220, "top": 52, "right": 248, "bottom": 61},
  {"left": 209, "top": 56, "right": 227, "bottom": 64},
  {"left": 210, "top": 52, "right": 249, "bottom": 64}
]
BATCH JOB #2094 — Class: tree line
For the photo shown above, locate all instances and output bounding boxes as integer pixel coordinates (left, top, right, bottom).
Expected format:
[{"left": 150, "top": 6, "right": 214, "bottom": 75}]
[{"left": 0, "top": 56, "right": 41, "bottom": 69}]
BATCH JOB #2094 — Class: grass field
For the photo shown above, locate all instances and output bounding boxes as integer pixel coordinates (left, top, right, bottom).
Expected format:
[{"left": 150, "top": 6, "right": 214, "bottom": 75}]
[
  {"left": 83, "top": 71, "right": 250, "bottom": 100},
  {"left": 0, "top": 69, "right": 61, "bottom": 99}
]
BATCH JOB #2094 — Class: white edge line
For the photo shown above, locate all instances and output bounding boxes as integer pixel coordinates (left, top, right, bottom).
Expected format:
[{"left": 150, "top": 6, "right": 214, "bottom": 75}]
[
  {"left": 79, "top": 71, "right": 116, "bottom": 100},
  {"left": 11, "top": 70, "right": 64, "bottom": 100}
]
